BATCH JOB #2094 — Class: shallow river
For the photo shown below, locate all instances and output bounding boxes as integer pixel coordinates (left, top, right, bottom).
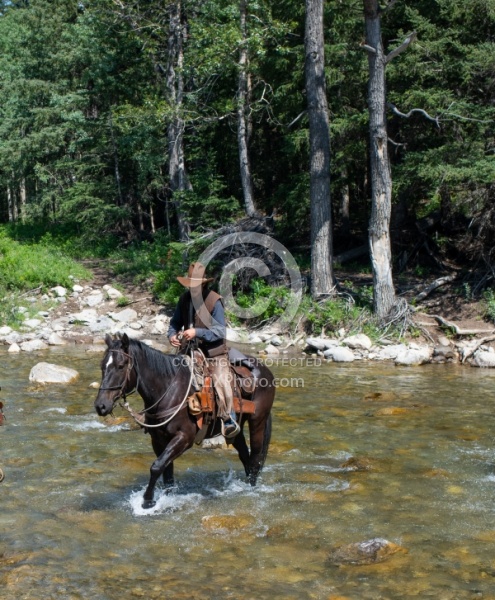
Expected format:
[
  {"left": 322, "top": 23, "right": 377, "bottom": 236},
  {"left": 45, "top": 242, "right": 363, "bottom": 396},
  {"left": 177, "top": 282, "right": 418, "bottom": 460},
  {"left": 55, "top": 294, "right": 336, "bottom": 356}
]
[{"left": 1, "top": 345, "right": 495, "bottom": 599}]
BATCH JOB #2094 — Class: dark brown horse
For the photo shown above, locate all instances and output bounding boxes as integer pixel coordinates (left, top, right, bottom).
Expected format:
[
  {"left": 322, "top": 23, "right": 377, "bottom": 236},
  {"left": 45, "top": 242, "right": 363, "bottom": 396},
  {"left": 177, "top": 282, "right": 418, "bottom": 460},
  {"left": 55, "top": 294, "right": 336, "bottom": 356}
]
[{"left": 94, "top": 334, "right": 275, "bottom": 508}]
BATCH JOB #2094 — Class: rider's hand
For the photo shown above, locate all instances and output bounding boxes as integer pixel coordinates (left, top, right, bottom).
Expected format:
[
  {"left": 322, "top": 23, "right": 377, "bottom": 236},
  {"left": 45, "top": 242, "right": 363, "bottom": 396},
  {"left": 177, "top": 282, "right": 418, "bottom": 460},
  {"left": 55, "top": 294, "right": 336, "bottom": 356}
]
[
  {"left": 182, "top": 328, "right": 197, "bottom": 341},
  {"left": 169, "top": 335, "right": 181, "bottom": 347}
]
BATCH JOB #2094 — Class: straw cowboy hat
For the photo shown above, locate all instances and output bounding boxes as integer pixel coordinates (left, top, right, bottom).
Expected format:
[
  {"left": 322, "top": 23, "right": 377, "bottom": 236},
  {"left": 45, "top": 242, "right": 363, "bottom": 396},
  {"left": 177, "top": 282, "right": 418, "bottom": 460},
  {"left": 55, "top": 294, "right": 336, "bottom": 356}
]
[{"left": 177, "top": 262, "right": 214, "bottom": 287}]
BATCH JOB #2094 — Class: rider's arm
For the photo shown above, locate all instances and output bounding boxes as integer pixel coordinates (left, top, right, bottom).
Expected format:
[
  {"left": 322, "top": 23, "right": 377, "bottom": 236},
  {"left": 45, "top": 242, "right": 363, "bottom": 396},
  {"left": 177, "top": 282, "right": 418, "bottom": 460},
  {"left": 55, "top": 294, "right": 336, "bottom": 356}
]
[
  {"left": 195, "top": 299, "right": 225, "bottom": 342},
  {"left": 167, "top": 302, "right": 183, "bottom": 339}
]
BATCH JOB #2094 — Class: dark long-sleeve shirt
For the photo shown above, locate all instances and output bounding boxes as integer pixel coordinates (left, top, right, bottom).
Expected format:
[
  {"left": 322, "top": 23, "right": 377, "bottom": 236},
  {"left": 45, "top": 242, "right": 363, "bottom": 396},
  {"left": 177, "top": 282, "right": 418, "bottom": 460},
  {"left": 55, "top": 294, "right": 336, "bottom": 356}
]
[{"left": 167, "top": 298, "right": 226, "bottom": 343}]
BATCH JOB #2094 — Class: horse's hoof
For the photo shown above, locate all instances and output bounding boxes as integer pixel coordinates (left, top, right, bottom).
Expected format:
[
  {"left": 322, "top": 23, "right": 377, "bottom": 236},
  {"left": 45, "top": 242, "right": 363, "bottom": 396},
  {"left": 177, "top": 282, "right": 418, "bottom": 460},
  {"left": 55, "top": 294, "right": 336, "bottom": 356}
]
[{"left": 142, "top": 499, "right": 156, "bottom": 509}]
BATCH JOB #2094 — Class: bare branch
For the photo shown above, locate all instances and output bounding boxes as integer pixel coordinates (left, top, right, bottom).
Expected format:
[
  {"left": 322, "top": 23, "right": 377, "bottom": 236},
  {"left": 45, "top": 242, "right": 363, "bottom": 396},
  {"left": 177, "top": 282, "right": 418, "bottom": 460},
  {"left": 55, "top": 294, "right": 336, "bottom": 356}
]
[
  {"left": 387, "top": 102, "right": 440, "bottom": 128},
  {"left": 361, "top": 43, "right": 377, "bottom": 54},
  {"left": 287, "top": 111, "right": 307, "bottom": 129},
  {"left": 385, "top": 31, "right": 417, "bottom": 63}
]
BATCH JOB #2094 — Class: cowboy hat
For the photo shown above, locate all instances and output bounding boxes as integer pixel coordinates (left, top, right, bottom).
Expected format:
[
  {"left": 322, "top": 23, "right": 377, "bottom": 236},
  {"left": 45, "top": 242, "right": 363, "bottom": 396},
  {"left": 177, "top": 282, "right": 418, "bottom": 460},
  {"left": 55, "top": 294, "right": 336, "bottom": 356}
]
[{"left": 177, "top": 262, "right": 214, "bottom": 287}]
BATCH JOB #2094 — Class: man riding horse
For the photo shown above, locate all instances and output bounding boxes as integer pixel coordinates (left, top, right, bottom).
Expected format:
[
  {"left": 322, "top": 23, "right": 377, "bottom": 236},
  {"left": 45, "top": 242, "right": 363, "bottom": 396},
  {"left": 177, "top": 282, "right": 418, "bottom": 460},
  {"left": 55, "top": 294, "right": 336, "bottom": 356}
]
[{"left": 167, "top": 262, "right": 240, "bottom": 439}]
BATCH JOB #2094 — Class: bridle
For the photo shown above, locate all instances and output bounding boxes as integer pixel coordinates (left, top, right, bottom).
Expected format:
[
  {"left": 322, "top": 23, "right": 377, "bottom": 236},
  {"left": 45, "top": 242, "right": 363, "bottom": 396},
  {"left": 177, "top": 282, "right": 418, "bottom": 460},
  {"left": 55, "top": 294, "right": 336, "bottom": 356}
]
[
  {"left": 98, "top": 347, "right": 194, "bottom": 429},
  {"left": 98, "top": 349, "right": 138, "bottom": 404}
]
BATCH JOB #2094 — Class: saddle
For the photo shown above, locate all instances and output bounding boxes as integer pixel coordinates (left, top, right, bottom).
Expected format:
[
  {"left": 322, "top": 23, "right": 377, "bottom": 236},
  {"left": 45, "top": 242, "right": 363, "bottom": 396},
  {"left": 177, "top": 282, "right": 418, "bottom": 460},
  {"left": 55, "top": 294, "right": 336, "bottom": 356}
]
[{"left": 188, "top": 348, "right": 258, "bottom": 424}]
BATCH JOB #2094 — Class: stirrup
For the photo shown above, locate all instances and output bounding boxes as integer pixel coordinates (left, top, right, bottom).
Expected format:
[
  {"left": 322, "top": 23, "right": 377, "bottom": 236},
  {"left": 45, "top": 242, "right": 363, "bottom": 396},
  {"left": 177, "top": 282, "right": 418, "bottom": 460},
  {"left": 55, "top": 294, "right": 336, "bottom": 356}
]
[{"left": 221, "top": 418, "right": 240, "bottom": 439}]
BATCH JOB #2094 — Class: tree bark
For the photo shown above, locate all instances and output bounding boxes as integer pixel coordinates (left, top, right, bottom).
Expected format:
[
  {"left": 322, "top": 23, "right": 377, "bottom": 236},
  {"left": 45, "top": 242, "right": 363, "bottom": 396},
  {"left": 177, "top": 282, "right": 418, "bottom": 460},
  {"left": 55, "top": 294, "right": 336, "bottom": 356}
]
[
  {"left": 305, "top": 0, "right": 334, "bottom": 298},
  {"left": 166, "top": 0, "right": 191, "bottom": 241},
  {"left": 363, "top": 0, "right": 396, "bottom": 318},
  {"left": 237, "top": 0, "right": 257, "bottom": 217}
]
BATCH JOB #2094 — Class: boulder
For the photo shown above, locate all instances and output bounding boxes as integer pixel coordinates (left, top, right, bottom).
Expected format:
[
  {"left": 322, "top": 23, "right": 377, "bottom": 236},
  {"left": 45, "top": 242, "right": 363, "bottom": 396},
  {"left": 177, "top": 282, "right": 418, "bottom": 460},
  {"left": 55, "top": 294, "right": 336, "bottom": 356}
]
[
  {"left": 395, "top": 346, "right": 432, "bottom": 366},
  {"left": 305, "top": 337, "right": 327, "bottom": 351},
  {"left": 8, "top": 343, "right": 20, "bottom": 353},
  {"left": 29, "top": 362, "right": 79, "bottom": 383},
  {"left": 0, "top": 326, "right": 12, "bottom": 336},
  {"left": 264, "top": 343, "right": 280, "bottom": 355},
  {"left": 472, "top": 350, "right": 495, "bottom": 368},
  {"left": 323, "top": 346, "right": 355, "bottom": 362},
  {"left": 343, "top": 333, "right": 372, "bottom": 350}
]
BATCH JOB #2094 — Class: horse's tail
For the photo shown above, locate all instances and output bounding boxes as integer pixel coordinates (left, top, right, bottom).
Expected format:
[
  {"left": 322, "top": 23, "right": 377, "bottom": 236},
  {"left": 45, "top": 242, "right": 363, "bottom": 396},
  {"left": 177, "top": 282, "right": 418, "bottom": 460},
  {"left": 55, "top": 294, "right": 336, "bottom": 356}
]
[{"left": 259, "top": 412, "right": 272, "bottom": 472}]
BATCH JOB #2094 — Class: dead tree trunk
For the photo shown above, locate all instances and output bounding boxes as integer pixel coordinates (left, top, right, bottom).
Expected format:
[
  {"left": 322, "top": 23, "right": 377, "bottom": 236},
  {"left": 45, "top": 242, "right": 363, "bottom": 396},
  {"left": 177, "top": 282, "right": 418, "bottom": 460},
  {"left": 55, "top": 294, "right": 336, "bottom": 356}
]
[{"left": 305, "top": 0, "right": 334, "bottom": 298}]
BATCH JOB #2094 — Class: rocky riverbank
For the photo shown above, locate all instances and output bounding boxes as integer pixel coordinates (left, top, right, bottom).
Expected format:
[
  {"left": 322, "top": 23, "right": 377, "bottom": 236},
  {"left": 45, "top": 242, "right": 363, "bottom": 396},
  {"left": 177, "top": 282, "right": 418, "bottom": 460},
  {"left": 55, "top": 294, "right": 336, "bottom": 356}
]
[{"left": 2, "top": 278, "right": 495, "bottom": 369}]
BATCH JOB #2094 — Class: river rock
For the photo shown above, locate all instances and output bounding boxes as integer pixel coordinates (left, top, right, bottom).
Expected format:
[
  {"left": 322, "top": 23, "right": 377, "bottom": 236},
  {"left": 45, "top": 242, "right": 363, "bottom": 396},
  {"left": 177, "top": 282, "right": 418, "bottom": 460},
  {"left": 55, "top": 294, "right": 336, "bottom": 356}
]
[
  {"left": 305, "top": 337, "right": 327, "bottom": 351},
  {"left": 51, "top": 286, "right": 67, "bottom": 297},
  {"left": 47, "top": 332, "right": 67, "bottom": 346},
  {"left": 72, "top": 284, "right": 84, "bottom": 293},
  {"left": 343, "top": 333, "right": 372, "bottom": 350},
  {"left": 226, "top": 327, "right": 244, "bottom": 343},
  {"left": 373, "top": 344, "right": 407, "bottom": 360},
  {"left": 201, "top": 514, "right": 256, "bottom": 532},
  {"left": 269, "top": 334, "right": 283, "bottom": 346},
  {"left": 89, "top": 316, "right": 115, "bottom": 333},
  {"left": 8, "top": 343, "right": 20, "bottom": 353},
  {"left": 264, "top": 343, "right": 280, "bottom": 355},
  {"left": 110, "top": 308, "right": 138, "bottom": 323},
  {"left": 327, "top": 538, "right": 406, "bottom": 566},
  {"left": 29, "top": 362, "right": 79, "bottom": 383},
  {"left": 23, "top": 318, "right": 42, "bottom": 329},
  {"left": 70, "top": 309, "right": 98, "bottom": 324},
  {"left": 323, "top": 346, "right": 355, "bottom": 362},
  {"left": 395, "top": 345, "right": 432, "bottom": 366},
  {"left": 472, "top": 349, "right": 495, "bottom": 368},
  {"left": 84, "top": 290, "right": 105, "bottom": 307},
  {"left": 103, "top": 285, "right": 123, "bottom": 299},
  {"left": 0, "top": 326, "right": 12, "bottom": 335},
  {"left": 20, "top": 339, "right": 49, "bottom": 352}
]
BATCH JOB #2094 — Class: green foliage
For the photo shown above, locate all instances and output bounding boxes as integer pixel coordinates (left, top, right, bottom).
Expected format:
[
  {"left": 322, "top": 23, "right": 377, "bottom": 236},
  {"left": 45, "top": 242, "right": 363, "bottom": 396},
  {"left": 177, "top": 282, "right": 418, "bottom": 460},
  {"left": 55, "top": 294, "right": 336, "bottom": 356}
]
[
  {"left": 482, "top": 288, "right": 495, "bottom": 323},
  {"left": 0, "top": 226, "right": 90, "bottom": 291},
  {"left": 227, "top": 277, "right": 292, "bottom": 326}
]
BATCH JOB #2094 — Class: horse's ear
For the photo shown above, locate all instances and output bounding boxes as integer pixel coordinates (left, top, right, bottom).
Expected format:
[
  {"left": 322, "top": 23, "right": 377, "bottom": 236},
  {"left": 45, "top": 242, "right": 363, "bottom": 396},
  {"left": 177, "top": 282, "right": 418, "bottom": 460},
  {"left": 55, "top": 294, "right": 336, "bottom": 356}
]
[
  {"left": 122, "top": 333, "right": 130, "bottom": 352},
  {"left": 104, "top": 333, "right": 113, "bottom": 348}
]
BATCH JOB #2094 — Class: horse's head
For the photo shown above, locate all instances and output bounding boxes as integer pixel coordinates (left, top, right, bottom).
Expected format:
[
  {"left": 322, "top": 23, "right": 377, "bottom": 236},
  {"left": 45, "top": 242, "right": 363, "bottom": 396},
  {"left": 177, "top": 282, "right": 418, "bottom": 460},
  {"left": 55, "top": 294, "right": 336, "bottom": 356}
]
[{"left": 94, "top": 333, "right": 135, "bottom": 416}]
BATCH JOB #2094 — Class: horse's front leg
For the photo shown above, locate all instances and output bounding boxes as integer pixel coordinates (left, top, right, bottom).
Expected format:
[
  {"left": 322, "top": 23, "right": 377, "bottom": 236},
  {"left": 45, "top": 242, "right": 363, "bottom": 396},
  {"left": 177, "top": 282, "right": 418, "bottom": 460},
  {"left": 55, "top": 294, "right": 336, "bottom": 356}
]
[
  {"left": 150, "top": 434, "right": 174, "bottom": 489},
  {"left": 143, "top": 431, "right": 193, "bottom": 509}
]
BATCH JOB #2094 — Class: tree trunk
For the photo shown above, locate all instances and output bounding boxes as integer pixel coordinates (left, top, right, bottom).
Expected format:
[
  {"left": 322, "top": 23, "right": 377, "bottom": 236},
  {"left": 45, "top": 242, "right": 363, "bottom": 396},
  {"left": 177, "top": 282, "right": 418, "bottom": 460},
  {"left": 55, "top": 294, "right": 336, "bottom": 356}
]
[
  {"left": 237, "top": 0, "right": 257, "bottom": 217},
  {"left": 363, "top": 0, "right": 396, "bottom": 318},
  {"left": 305, "top": 0, "right": 334, "bottom": 298},
  {"left": 166, "top": 0, "right": 191, "bottom": 241}
]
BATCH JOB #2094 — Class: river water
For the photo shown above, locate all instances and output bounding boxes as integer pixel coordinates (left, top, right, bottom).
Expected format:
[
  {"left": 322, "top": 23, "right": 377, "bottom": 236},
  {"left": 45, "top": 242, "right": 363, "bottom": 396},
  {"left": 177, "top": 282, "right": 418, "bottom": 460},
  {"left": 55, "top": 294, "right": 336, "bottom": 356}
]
[{"left": 1, "top": 345, "right": 495, "bottom": 599}]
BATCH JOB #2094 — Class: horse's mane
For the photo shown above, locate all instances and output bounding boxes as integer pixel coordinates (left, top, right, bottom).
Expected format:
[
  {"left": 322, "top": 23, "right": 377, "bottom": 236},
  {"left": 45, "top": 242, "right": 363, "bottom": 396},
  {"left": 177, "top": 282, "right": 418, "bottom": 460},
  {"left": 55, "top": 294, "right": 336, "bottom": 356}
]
[{"left": 129, "top": 338, "right": 184, "bottom": 377}]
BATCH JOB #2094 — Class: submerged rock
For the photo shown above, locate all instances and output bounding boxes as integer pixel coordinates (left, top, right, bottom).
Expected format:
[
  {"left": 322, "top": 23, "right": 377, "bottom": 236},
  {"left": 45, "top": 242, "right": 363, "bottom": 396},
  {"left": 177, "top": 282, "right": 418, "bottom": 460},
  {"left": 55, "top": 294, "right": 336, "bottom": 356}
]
[
  {"left": 327, "top": 538, "right": 407, "bottom": 566},
  {"left": 29, "top": 362, "right": 79, "bottom": 384}
]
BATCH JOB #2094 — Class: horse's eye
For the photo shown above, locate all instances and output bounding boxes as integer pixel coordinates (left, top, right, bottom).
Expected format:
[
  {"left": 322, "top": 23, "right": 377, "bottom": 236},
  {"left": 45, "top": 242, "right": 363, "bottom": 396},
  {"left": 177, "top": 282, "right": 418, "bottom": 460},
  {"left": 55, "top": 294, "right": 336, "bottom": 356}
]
[{"left": 118, "top": 364, "right": 125, "bottom": 370}]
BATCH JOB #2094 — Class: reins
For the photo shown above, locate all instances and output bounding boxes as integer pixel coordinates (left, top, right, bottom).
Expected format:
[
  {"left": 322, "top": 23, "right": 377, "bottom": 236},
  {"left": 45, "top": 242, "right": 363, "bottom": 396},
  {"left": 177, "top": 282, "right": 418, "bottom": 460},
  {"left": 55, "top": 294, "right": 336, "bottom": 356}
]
[{"left": 99, "top": 346, "right": 195, "bottom": 429}]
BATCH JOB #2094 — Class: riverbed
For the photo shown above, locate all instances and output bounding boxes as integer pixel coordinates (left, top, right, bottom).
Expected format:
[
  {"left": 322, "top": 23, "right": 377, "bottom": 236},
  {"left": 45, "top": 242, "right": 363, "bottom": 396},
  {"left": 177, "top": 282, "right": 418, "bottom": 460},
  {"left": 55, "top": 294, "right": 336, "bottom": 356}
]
[{"left": 1, "top": 345, "right": 495, "bottom": 599}]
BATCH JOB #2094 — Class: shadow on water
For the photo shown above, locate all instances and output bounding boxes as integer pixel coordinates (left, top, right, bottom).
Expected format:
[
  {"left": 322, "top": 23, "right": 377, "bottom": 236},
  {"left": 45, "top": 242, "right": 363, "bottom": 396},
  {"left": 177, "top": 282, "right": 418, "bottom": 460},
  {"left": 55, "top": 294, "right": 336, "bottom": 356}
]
[{"left": 2, "top": 345, "right": 495, "bottom": 598}]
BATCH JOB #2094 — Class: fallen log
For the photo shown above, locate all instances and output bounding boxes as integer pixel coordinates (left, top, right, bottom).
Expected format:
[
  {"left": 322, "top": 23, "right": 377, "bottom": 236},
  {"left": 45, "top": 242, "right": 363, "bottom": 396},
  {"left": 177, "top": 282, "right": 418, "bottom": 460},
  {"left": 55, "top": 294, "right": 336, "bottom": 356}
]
[
  {"left": 414, "top": 275, "right": 457, "bottom": 302},
  {"left": 430, "top": 315, "right": 495, "bottom": 336}
]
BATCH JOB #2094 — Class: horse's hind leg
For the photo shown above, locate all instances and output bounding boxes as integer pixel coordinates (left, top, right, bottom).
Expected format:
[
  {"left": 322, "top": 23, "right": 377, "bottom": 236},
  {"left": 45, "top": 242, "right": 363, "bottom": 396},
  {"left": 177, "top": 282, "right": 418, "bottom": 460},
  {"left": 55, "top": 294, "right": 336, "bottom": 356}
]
[
  {"left": 247, "top": 414, "right": 272, "bottom": 486},
  {"left": 232, "top": 429, "right": 250, "bottom": 478}
]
